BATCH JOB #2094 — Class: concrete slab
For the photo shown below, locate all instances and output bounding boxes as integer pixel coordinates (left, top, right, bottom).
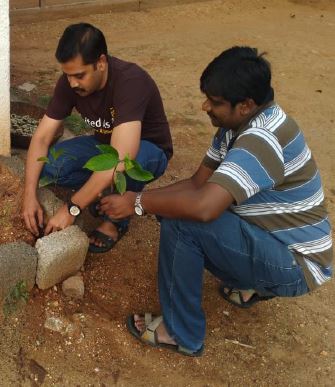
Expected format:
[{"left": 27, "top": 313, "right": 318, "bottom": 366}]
[
  {"left": 35, "top": 225, "right": 89, "bottom": 290},
  {"left": 0, "top": 242, "right": 38, "bottom": 304},
  {"left": 37, "top": 188, "right": 64, "bottom": 223},
  {"left": 0, "top": 155, "right": 25, "bottom": 180}
]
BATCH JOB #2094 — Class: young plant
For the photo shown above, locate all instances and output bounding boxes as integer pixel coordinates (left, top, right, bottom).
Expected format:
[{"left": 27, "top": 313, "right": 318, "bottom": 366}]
[
  {"left": 37, "top": 146, "right": 76, "bottom": 188},
  {"left": 83, "top": 144, "right": 154, "bottom": 194},
  {"left": 3, "top": 280, "right": 29, "bottom": 316}
]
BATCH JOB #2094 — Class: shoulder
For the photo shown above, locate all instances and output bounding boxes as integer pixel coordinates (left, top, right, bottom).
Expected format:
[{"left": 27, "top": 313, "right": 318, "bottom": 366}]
[{"left": 109, "top": 55, "right": 153, "bottom": 85}]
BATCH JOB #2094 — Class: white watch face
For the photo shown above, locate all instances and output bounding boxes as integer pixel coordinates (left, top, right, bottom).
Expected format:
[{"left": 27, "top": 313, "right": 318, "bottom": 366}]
[
  {"left": 69, "top": 205, "right": 80, "bottom": 217},
  {"left": 135, "top": 205, "right": 144, "bottom": 216}
]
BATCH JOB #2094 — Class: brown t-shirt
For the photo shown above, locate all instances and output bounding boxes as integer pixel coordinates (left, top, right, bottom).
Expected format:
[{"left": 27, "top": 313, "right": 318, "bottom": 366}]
[{"left": 46, "top": 56, "right": 173, "bottom": 159}]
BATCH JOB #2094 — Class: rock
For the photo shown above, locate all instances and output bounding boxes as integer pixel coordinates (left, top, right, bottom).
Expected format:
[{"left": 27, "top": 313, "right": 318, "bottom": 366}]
[
  {"left": 37, "top": 188, "right": 64, "bottom": 223},
  {"left": 0, "top": 155, "right": 25, "bottom": 180},
  {"left": 17, "top": 82, "right": 36, "bottom": 92},
  {"left": 0, "top": 242, "right": 38, "bottom": 305},
  {"left": 35, "top": 226, "right": 89, "bottom": 290},
  {"left": 62, "top": 275, "right": 84, "bottom": 299}
]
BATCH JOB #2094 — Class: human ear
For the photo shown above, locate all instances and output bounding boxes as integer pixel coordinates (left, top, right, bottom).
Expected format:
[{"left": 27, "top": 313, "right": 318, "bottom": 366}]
[
  {"left": 240, "top": 98, "right": 256, "bottom": 116},
  {"left": 97, "top": 54, "right": 107, "bottom": 71}
]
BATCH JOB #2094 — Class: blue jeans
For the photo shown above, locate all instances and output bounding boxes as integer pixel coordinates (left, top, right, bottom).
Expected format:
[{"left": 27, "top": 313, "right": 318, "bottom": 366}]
[
  {"left": 42, "top": 135, "right": 168, "bottom": 191},
  {"left": 158, "top": 211, "right": 309, "bottom": 352}
]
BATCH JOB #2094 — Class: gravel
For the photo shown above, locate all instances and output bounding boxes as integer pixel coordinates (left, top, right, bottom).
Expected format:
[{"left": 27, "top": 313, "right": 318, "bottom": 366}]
[{"left": 10, "top": 113, "right": 39, "bottom": 136}]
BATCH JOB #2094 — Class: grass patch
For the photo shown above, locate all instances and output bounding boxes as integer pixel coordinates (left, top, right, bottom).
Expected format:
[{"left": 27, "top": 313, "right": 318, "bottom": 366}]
[
  {"left": 3, "top": 280, "right": 29, "bottom": 316},
  {"left": 37, "top": 94, "right": 52, "bottom": 108}
]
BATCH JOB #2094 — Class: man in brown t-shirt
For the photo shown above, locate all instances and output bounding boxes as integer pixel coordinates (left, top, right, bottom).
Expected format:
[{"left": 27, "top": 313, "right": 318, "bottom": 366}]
[{"left": 22, "top": 23, "right": 172, "bottom": 253}]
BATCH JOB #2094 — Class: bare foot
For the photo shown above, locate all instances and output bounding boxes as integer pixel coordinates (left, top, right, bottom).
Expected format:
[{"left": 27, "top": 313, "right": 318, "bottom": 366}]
[
  {"left": 134, "top": 314, "right": 177, "bottom": 346},
  {"left": 89, "top": 221, "right": 118, "bottom": 247},
  {"left": 224, "top": 288, "right": 256, "bottom": 303}
]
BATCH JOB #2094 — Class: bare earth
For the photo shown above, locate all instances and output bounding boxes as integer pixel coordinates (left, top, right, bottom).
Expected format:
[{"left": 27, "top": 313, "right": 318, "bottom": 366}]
[{"left": 1, "top": 0, "right": 335, "bottom": 385}]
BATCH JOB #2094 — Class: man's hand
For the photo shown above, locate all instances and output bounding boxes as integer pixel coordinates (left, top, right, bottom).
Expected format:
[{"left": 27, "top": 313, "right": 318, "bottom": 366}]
[
  {"left": 44, "top": 204, "right": 75, "bottom": 235},
  {"left": 100, "top": 191, "right": 137, "bottom": 219},
  {"left": 22, "top": 195, "right": 44, "bottom": 236}
]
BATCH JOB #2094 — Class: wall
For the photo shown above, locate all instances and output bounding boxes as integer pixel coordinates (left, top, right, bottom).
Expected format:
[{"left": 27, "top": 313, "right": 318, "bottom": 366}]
[{"left": 0, "top": 0, "right": 10, "bottom": 156}]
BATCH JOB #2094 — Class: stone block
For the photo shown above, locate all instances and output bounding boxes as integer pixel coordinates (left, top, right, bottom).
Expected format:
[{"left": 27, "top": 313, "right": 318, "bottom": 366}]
[
  {"left": 0, "top": 155, "right": 25, "bottom": 180},
  {"left": 0, "top": 242, "right": 38, "bottom": 304},
  {"left": 62, "top": 275, "right": 84, "bottom": 299},
  {"left": 37, "top": 188, "right": 64, "bottom": 223},
  {"left": 35, "top": 225, "right": 89, "bottom": 290}
]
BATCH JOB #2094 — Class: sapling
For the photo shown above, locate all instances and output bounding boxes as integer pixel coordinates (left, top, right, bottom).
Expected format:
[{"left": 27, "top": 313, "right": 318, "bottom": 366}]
[
  {"left": 37, "top": 147, "right": 77, "bottom": 229},
  {"left": 37, "top": 146, "right": 76, "bottom": 188},
  {"left": 83, "top": 144, "right": 154, "bottom": 194}
]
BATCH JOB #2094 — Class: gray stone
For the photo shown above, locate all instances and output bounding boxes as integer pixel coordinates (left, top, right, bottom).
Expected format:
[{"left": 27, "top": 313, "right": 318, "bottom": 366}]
[
  {"left": 35, "top": 226, "right": 89, "bottom": 290},
  {"left": 62, "top": 275, "right": 84, "bottom": 299},
  {"left": 0, "top": 242, "right": 38, "bottom": 304},
  {"left": 0, "top": 155, "right": 25, "bottom": 180},
  {"left": 18, "top": 82, "right": 36, "bottom": 92},
  {"left": 37, "top": 188, "right": 64, "bottom": 223}
]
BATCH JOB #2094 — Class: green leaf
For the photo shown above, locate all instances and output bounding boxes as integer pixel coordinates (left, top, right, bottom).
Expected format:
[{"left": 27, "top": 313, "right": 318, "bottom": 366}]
[
  {"left": 114, "top": 171, "right": 127, "bottom": 194},
  {"left": 66, "top": 154, "right": 77, "bottom": 161},
  {"left": 38, "top": 176, "right": 54, "bottom": 187},
  {"left": 125, "top": 160, "right": 154, "bottom": 182},
  {"left": 96, "top": 144, "right": 119, "bottom": 158},
  {"left": 124, "top": 155, "right": 134, "bottom": 171},
  {"left": 37, "top": 156, "right": 50, "bottom": 164},
  {"left": 50, "top": 147, "right": 57, "bottom": 160},
  {"left": 53, "top": 148, "right": 65, "bottom": 161},
  {"left": 83, "top": 153, "right": 119, "bottom": 171},
  {"left": 49, "top": 147, "right": 65, "bottom": 161}
]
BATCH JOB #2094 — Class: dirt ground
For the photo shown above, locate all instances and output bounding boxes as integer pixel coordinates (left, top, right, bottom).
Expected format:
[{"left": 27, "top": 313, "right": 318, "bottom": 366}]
[{"left": 1, "top": 0, "right": 335, "bottom": 385}]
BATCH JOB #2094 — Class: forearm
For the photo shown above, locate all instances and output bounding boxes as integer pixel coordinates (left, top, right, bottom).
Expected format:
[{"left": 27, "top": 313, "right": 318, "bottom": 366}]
[
  {"left": 141, "top": 186, "right": 229, "bottom": 222},
  {"left": 146, "top": 177, "right": 196, "bottom": 194},
  {"left": 24, "top": 139, "right": 49, "bottom": 197},
  {"left": 71, "top": 170, "right": 116, "bottom": 209},
  {"left": 145, "top": 164, "right": 215, "bottom": 194}
]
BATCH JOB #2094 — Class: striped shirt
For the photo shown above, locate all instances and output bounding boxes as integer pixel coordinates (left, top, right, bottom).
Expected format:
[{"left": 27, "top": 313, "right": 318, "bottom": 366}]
[{"left": 203, "top": 102, "right": 333, "bottom": 290}]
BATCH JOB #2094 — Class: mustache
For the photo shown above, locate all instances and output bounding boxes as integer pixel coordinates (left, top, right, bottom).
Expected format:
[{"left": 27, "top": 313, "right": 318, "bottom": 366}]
[{"left": 73, "top": 87, "right": 85, "bottom": 93}]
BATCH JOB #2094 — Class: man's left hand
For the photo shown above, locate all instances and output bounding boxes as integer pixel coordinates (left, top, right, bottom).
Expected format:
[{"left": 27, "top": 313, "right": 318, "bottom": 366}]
[
  {"left": 44, "top": 204, "right": 75, "bottom": 235},
  {"left": 100, "top": 191, "right": 136, "bottom": 219}
]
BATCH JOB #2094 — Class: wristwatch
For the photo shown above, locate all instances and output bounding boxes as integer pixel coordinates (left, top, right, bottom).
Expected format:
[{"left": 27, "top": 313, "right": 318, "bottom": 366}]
[
  {"left": 67, "top": 200, "right": 82, "bottom": 217},
  {"left": 134, "top": 193, "right": 145, "bottom": 216}
]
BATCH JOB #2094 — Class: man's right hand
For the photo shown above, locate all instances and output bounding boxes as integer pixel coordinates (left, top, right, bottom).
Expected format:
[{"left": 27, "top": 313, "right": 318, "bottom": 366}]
[{"left": 22, "top": 195, "right": 44, "bottom": 236}]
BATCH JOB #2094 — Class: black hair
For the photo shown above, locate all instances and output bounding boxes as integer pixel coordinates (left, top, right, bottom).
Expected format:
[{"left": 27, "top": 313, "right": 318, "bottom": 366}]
[
  {"left": 55, "top": 23, "right": 107, "bottom": 64},
  {"left": 200, "top": 46, "right": 274, "bottom": 107}
]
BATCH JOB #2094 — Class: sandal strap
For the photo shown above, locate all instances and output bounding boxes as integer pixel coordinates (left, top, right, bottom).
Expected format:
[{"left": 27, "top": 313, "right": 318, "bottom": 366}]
[
  {"left": 141, "top": 316, "right": 163, "bottom": 345},
  {"left": 144, "top": 312, "right": 153, "bottom": 326}
]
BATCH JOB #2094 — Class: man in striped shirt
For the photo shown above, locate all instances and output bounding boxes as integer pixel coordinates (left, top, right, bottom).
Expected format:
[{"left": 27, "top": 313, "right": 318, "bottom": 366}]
[{"left": 99, "top": 46, "right": 333, "bottom": 356}]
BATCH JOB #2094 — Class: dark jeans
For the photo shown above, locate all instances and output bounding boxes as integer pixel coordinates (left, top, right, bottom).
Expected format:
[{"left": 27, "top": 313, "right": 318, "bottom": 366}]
[{"left": 158, "top": 211, "right": 309, "bottom": 352}]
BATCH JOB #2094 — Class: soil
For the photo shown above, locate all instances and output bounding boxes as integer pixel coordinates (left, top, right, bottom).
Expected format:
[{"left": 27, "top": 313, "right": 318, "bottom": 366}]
[{"left": 1, "top": 0, "right": 335, "bottom": 386}]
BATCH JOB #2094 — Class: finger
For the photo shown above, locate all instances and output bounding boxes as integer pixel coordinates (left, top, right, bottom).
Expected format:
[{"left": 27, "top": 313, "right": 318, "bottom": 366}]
[
  {"left": 99, "top": 202, "right": 111, "bottom": 212},
  {"left": 44, "top": 222, "right": 52, "bottom": 236},
  {"left": 37, "top": 208, "right": 44, "bottom": 229},
  {"left": 29, "top": 214, "right": 39, "bottom": 236},
  {"left": 23, "top": 213, "right": 34, "bottom": 234}
]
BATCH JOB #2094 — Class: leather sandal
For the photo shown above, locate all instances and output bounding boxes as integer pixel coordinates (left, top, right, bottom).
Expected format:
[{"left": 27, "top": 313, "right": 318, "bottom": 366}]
[{"left": 127, "top": 313, "right": 204, "bottom": 357}]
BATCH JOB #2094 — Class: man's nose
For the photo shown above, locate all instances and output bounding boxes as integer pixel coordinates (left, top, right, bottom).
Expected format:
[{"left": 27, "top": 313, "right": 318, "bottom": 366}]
[{"left": 68, "top": 77, "right": 79, "bottom": 89}]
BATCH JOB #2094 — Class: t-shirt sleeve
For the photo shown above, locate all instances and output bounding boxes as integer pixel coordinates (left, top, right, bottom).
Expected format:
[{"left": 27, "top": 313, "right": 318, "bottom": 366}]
[
  {"left": 112, "top": 74, "right": 153, "bottom": 127},
  {"left": 46, "top": 75, "right": 75, "bottom": 120},
  {"left": 202, "top": 128, "right": 227, "bottom": 170},
  {"left": 208, "top": 128, "right": 285, "bottom": 204}
]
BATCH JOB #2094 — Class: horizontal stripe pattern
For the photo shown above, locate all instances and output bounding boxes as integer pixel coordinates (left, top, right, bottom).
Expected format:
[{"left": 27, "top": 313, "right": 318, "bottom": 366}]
[
  {"left": 205, "top": 102, "right": 332, "bottom": 289},
  {"left": 304, "top": 258, "right": 332, "bottom": 286}
]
